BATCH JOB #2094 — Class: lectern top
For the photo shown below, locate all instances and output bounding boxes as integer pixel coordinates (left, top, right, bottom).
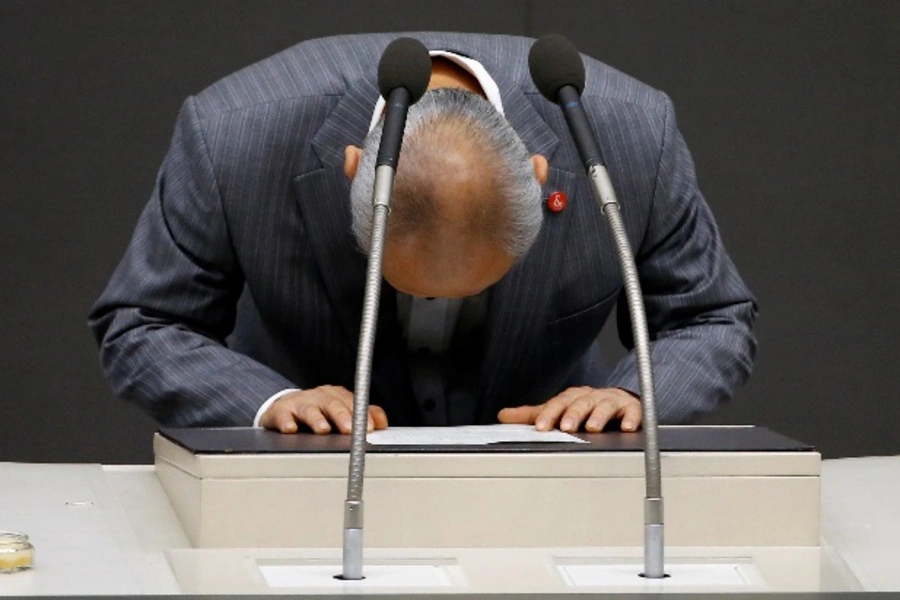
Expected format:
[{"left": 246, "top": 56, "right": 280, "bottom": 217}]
[{"left": 158, "top": 425, "right": 813, "bottom": 455}]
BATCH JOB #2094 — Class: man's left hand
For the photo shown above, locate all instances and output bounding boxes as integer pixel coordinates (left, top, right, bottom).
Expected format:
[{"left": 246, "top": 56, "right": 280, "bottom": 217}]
[{"left": 497, "top": 387, "right": 642, "bottom": 433}]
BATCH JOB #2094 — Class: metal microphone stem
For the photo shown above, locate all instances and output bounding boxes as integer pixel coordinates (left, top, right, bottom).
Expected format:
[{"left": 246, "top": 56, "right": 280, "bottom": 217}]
[
  {"left": 342, "top": 165, "right": 395, "bottom": 580},
  {"left": 587, "top": 163, "right": 665, "bottom": 579}
]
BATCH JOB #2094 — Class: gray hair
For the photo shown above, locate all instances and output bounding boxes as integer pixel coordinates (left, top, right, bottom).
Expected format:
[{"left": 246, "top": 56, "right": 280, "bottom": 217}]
[{"left": 350, "top": 88, "right": 543, "bottom": 260}]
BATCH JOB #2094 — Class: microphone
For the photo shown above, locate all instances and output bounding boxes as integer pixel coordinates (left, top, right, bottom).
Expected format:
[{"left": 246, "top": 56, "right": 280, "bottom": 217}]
[
  {"left": 341, "top": 37, "right": 430, "bottom": 582},
  {"left": 375, "top": 37, "right": 432, "bottom": 169},
  {"left": 529, "top": 34, "right": 667, "bottom": 580},
  {"left": 528, "top": 34, "right": 603, "bottom": 169}
]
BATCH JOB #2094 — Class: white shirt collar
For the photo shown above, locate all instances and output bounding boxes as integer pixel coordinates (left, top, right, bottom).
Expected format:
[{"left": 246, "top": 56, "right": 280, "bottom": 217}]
[{"left": 368, "top": 50, "right": 504, "bottom": 133}]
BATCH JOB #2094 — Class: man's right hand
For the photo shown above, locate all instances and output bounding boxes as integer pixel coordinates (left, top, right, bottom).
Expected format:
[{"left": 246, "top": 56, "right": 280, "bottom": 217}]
[{"left": 259, "top": 386, "right": 389, "bottom": 435}]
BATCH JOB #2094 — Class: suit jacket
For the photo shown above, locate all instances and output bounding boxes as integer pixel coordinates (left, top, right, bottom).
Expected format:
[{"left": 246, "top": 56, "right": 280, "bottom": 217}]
[{"left": 88, "top": 32, "right": 757, "bottom": 427}]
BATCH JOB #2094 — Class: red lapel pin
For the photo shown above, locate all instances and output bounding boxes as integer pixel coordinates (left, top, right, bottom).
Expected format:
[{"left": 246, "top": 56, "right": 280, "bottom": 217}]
[{"left": 548, "top": 191, "right": 567, "bottom": 213}]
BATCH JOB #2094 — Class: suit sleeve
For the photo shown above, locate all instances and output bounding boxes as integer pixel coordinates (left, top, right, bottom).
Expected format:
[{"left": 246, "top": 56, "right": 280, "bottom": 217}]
[
  {"left": 604, "top": 95, "right": 758, "bottom": 423},
  {"left": 88, "top": 96, "right": 295, "bottom": 426}
]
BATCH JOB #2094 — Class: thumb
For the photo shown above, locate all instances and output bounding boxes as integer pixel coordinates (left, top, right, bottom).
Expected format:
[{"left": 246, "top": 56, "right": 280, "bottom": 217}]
[{"left": 497, "top": 405, "right": 542, "bottom": 424}]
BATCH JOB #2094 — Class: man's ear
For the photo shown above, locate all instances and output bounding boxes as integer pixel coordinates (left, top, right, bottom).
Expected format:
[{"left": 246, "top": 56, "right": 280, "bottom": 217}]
[
  {"left": 531, "top": 154, "right": 549, "bottom": 186},
  {"left": 344, "top": 145, "right": 363, "bottom": 180}
]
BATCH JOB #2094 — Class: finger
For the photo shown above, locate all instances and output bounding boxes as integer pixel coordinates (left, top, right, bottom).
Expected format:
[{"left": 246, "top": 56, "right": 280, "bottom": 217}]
[
  {"left": 295, "top": 403, "right": 332, "bottom": 434},
  {"left": 319, "top": 386, "right": 356, "bottom": 432},
  {"left": 534, "top": 388, "right": 590, "bottom": 431},
  {"left": 585, "top": 397, "right": 623, "bottom": 433},
  {"left": 276, "top": 410, "right": 298, "bottom": 434},
  {"left": 497, "top": 405, "right": 542, "bottom": 424},
  {"left": 321, "top": 387, "right": 375, "bottom": 432},
  {"left": 620, "top": 399, "right": 643, "bottom": 432},
  {"left": 321, "top": 386, "right": 381, "bottom": 433},
  {"left": 369, "top": 405, "right": 389, "bottom": 430},
  {"left": 260, "top": 402, "right": 298, "bottom": 434},
  {"left": 559, "top": 395, "right": 596, "bottom": 432},
  {"left": 321, "top": 398, "right": 354, "bottom": 434}
]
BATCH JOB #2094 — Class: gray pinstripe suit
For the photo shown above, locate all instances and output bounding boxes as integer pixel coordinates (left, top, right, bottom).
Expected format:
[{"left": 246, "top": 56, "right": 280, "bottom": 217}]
[{"left": 88, "top": 32, "right": 757, "bottom": 428}]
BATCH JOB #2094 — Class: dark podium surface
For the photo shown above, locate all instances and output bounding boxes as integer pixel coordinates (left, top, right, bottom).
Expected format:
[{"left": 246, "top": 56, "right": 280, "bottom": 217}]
[{"left": 159, "top": 426, "right": 814, "bottom": 455}]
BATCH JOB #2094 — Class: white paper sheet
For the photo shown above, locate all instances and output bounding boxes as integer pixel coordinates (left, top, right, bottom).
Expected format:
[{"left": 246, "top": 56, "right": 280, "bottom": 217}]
[{"left": 366, "top": 424, "right": 587, "bottom": 446}]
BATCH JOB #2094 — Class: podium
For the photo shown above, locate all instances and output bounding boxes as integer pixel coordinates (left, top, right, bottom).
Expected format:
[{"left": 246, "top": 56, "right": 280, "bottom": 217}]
[
  {"left": 154, "top": 425, "right": 820, "bottom": 549},
  {"left": 3, "top": 426, "right": 876, "bottom": 595},
  {"left": 1, "top": 447, "right": 883, "bottom": 595}
]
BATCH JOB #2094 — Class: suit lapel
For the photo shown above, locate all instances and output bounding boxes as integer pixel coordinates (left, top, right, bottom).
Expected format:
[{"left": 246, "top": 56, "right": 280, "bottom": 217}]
[
  {"left": 478, "top": 166, "right": 576, "bottom": 422},
  {"left": 292, "top": 75, "right": 379, "bottom": 343},
  {"left": 476, "top": 78, "right": 578, "bottom": 421},
  {"left": 309, "top": 75, "right": 380, "bottom": 169},
  {"left": 292, "top": 77, "right": 417, "bottom": 421},
  {"left": 292, "top": 166, "right": 365, "bottom": 345}
]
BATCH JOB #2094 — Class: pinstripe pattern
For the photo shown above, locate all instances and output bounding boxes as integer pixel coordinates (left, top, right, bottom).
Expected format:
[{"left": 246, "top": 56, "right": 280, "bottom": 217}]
[{"left": 88, "top": 33, "right": 757, "bottom": 427}]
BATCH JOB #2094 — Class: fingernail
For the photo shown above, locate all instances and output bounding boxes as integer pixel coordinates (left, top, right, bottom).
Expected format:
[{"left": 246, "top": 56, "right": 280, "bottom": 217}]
[
  {"left": 561, "top": 419, "right": 574, "bottom": 431},
  {"left": 623, "top": 421, "right": 634, "bottom": 430},
  {"left": 315, "top": 420, "right": 329, "bottom": 432},
  {"left": 536, "top": 420, "right": 548, "bottom": 430},
  {"left": 587, "top": 419, "right": 600, "bottom": 431}
]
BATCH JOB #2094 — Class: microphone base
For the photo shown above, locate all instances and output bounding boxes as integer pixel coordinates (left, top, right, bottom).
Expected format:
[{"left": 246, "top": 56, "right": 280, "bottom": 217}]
[
  {"left": 341, "top": 528, "right": 364, "bottom": 580},
  {"left": 643, "top": 523, "right": 666, "bottom": 579}
]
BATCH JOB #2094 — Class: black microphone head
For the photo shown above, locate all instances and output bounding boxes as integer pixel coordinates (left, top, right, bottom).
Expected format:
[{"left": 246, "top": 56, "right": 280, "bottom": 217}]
[
  {"left": 378, "top": 37, "right": 431, "bottom": 103},
  {"left": 528, "top": 34, "right": 586, "bottom": 102}
]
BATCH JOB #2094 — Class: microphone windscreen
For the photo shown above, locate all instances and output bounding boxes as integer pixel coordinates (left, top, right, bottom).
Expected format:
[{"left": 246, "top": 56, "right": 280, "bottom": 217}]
[
  {"left": 378, "top": 37, "right": 432, "bottom": 103},
  {"left": 528, "top": 34, "right": 586, "bottom": 102}
]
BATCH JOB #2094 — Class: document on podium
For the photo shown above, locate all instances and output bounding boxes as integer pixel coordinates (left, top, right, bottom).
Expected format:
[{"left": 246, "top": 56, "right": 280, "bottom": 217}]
[{"left": 367, "top": 424, "right": 587, "bottom": 446}]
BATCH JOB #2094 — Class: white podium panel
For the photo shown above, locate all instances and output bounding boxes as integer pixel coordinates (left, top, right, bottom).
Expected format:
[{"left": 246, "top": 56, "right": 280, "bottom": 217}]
[
  {"left": 153, "top": 426, "right": 820, "bottom": 549},
  {"left": 163, "top": 545, "right": 862, "bottom": 594},
  {"left": 4, "top": 458, "right": 883, "bottom": 596}
]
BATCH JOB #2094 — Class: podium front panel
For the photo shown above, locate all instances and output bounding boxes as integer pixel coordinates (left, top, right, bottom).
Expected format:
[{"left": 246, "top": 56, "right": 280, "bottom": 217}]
[{"left": 153, "top": 426, "right": 820, "bottom": 549}]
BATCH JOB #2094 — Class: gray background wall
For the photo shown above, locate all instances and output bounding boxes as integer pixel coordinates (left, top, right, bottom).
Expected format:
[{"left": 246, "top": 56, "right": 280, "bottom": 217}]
[{"left": 2, "top": 1, "right": 898, "bottom": 463}]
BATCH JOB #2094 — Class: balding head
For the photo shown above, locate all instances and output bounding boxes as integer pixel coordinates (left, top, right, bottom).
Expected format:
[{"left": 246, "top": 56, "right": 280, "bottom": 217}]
[{"left": 349, "top": 89, "right": 547, "bottom": 298}]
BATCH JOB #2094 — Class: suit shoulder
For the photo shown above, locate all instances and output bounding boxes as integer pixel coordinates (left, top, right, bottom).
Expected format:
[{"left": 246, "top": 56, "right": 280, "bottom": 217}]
[
  {"left": 189, "top": 32, "right": 543, "bottom": 119},
  {"left": 580, "top": 54, "right": 669, "bottom": 113},
  {"left": 188, "top": 34, "right": 396, "bottom": 120}
]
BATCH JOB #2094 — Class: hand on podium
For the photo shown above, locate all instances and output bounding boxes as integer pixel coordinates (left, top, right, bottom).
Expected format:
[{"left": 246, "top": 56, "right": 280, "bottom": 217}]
[
  {"left": 498, "top": 387, "right": 642, "bottom": 433},
  {"left": 259, "top": 386, "right": 389, "bottom": 434},
  {"left": 259, "top": 385, "right": 641, "bottom": 435}
]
